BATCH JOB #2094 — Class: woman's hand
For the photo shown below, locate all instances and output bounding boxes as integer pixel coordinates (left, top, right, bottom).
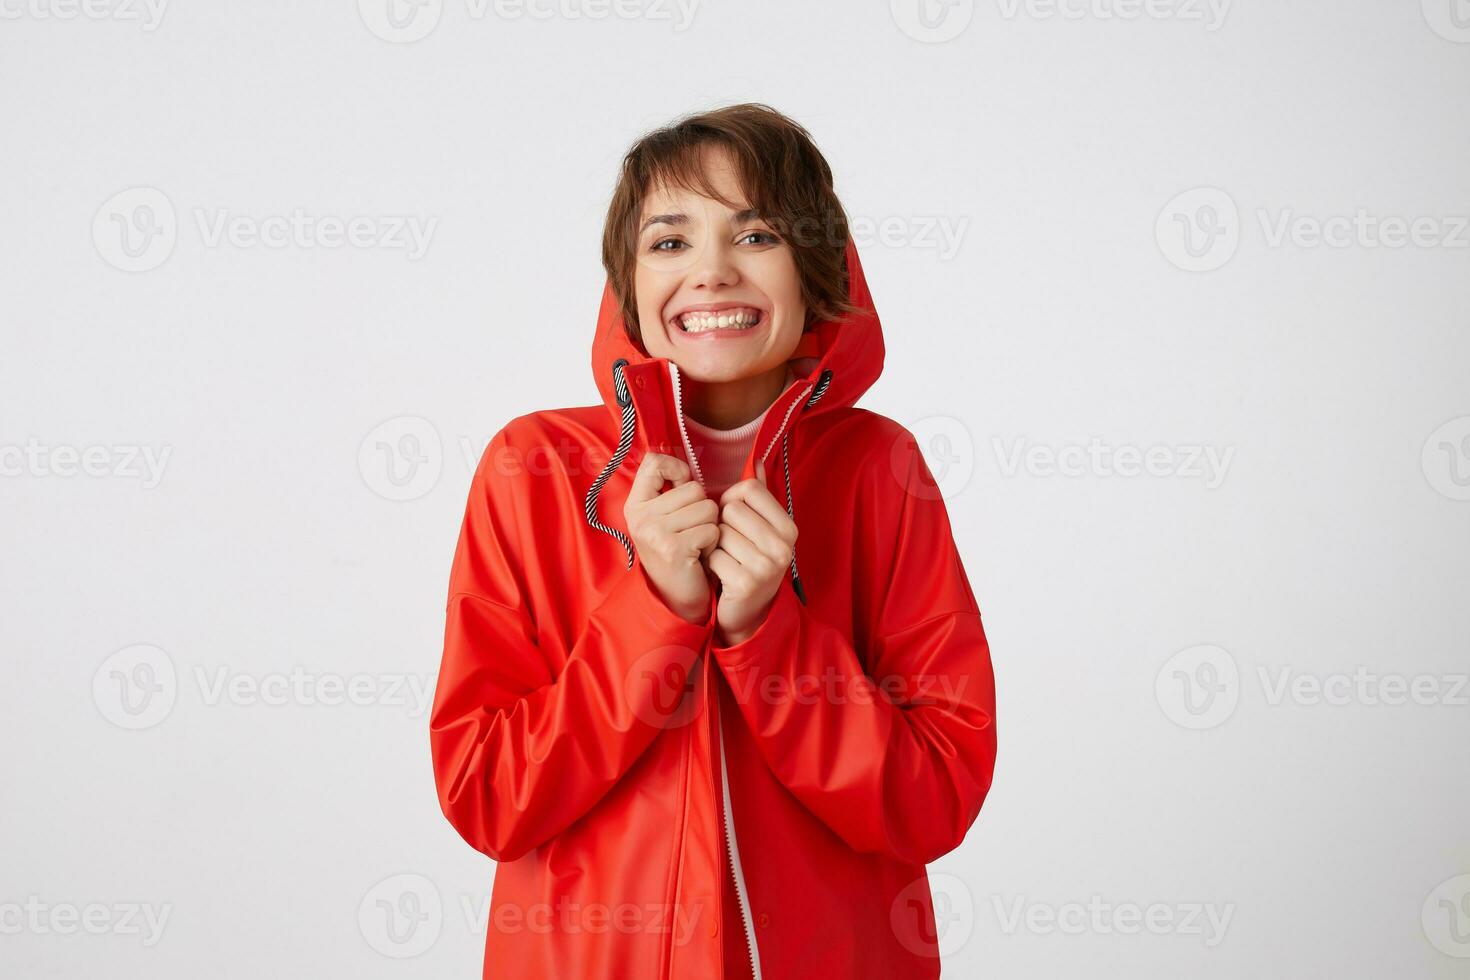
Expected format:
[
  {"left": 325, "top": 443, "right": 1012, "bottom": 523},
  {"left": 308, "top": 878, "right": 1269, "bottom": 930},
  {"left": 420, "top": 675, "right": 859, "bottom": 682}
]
[
  {"left": 705, "top": 459, "right": 799, "bottom": 646},
  {"left": 623, "top": 453, "right": 721, "bottom": 624}
]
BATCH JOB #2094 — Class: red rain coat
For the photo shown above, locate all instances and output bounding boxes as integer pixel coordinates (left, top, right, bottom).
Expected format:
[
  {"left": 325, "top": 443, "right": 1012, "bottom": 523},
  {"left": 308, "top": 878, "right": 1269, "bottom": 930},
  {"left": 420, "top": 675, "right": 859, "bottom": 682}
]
[{"left": 430, "top": 239, "right": 997, "bottom": 979}]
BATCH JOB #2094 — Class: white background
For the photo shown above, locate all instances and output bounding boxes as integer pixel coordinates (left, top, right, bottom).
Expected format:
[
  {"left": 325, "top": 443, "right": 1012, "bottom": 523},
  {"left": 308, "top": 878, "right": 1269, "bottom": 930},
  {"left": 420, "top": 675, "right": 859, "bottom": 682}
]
[{"left": 2, "top": 1, "right": 1468, "bottom": 977}]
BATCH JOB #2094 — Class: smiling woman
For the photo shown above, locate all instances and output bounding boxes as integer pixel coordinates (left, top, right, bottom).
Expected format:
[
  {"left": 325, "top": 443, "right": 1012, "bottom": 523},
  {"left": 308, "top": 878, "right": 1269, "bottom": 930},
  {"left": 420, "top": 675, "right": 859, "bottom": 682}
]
[{"left": 429, "top": 102, "right": 997, "bottom": 980}]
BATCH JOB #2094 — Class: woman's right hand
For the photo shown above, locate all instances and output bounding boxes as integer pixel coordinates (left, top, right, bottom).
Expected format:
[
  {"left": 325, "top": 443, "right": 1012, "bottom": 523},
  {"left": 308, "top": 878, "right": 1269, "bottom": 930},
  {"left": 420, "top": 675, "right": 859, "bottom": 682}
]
[{"left": 623, "top": 452, "right": 720, "bottom": 624}]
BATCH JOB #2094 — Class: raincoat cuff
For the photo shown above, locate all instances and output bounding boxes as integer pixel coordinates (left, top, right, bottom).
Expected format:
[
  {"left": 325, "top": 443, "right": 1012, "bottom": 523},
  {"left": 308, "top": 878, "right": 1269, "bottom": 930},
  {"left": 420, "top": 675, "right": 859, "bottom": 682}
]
[
  {"left": 630, "top": 557, "right": 717, "bottom": 637},
  {"left": 709, "top": 578, "right": 800, "bottom": 671}
]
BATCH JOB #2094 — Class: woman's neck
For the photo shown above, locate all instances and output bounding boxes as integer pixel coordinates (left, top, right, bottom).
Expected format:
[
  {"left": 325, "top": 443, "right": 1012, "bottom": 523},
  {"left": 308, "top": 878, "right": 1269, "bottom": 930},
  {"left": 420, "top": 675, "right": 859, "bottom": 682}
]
[{"left": 682, "top": 362, "right": 794, "bottom": 430}]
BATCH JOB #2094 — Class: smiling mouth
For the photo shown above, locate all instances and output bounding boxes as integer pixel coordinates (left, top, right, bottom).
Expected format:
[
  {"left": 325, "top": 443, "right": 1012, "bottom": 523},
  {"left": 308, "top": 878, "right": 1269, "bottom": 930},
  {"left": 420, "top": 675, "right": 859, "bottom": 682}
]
[{"left": 674, "top": 307, "right": 765, "bottom": 334}]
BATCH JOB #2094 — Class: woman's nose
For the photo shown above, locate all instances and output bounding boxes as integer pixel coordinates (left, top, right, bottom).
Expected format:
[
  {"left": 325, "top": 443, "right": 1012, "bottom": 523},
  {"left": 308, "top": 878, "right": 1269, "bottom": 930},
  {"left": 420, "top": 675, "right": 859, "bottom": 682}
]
[
  {"left": 685, "top": 246, "right": 735, "bottom": 289},
  {"left": 689, "top": 237, "right": 739, "bottom": 290}
]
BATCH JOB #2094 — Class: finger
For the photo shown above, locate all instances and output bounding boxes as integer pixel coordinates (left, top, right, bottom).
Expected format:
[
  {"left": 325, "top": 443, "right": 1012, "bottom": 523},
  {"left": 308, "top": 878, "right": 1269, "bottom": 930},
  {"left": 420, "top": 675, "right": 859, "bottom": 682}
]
[
  {"left": 664, "top": 496, "right": 720, "bottom": 534},
  {"left": 627, "top": 452, "right": 690, "bottom": 505},
  {"left": 643, "top": 478, "right": 709, "bottom": 521},
  {"left": 679, "top": 521, "right": 721, "bottom": 559},
  {"left": 721, "top": 480, "right": 796, "bottom": 544},
  {"left": 715, "top": 522, "right": 761, "bottom": 568},
  {"left": 721, "top": 499, "right": 790, "bottom": 561},
  {"left": 706, "top": 547, "right": 739, "bottom": 586}
]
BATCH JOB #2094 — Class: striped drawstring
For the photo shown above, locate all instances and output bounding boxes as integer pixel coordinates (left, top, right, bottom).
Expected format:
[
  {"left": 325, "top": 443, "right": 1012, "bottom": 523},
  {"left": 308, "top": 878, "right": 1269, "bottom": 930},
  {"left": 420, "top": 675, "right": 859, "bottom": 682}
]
[
  {"left": 781, "top": 368, "right": 832, "bottom": 605},
  {"left": 584, "top": 358, "right": 638, "bottom": 569}
]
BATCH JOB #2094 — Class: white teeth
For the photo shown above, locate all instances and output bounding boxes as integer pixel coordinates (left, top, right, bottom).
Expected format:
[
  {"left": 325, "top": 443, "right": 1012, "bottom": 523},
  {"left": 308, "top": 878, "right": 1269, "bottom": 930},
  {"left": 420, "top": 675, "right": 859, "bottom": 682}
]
[{"left": 677, "top": 308, "right": 762, "bottom": 333}]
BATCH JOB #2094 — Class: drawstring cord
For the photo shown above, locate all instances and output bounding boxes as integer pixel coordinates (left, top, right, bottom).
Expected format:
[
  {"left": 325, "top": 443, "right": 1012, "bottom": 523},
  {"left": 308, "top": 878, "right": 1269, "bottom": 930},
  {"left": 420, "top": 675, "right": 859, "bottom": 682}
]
[
  {"left": 782, "top": 369, "right": 832, "bottom": 605},
  {"left": 584, "top": 358, "right": 835, "bottom": 604},
  {"left": 584, "top": 357, "right": 638, "bottom": 569}
]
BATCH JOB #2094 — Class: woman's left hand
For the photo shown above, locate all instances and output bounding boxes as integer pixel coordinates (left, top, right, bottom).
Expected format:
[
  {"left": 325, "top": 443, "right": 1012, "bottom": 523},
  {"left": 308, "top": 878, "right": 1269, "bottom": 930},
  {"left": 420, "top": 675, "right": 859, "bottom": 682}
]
[{"left": 705, "top": 459, "right": 799, "bottom": 647}]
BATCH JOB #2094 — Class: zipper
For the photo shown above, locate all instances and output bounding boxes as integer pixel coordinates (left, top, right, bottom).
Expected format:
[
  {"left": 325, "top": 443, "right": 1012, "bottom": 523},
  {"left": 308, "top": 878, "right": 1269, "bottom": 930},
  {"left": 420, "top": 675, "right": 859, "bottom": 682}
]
[
  {"left": 755, "top": 380, "right": 814, "bottom": 472},
  {"left": 668, "top": 363, "right": 707, "bottom": 489},
  {"left": 668, "top": 360, "right": 761, "bottom": 978},
  {"left": 716, "top": 691, "right": 762, "bottom": 980},
  {"left": 665, "top": 359, "right": 812, "bottom": 980}
]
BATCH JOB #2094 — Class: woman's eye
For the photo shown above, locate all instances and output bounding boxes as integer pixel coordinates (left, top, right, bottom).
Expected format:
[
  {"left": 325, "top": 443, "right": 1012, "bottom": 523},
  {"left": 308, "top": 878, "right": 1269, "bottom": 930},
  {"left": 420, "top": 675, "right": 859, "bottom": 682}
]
[
  {"left": 738, "top": 230, "right": 779, "bottom": 246},
  {"left": 650, "top": 238, "right": 686, "bottom": 252}
]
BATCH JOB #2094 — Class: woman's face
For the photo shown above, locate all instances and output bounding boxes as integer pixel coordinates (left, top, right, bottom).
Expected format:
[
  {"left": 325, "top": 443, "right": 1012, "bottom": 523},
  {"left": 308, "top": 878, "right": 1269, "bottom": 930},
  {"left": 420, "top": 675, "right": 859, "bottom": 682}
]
[{"left": 633, "top": 144, "right": 806, "bottom": 384}]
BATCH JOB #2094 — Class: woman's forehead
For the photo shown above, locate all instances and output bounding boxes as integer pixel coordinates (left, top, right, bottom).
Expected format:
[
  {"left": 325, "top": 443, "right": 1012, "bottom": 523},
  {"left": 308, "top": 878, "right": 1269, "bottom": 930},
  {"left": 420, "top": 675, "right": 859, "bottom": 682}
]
[{"left": 639, "top": 180, "right": 753, "bottom": 225}]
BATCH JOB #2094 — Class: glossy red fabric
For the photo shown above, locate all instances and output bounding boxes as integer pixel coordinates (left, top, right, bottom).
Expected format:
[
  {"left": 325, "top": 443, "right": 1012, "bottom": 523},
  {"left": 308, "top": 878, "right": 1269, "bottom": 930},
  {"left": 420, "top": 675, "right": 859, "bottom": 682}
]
[{"left": 429, "top": 240, "right": 997, "bottom": 978}]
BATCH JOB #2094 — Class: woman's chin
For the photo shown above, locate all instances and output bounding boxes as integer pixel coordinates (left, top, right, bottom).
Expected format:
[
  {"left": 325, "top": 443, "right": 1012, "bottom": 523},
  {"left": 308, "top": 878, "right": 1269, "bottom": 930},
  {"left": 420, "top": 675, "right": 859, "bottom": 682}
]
[{"left": 667, "top": 354, "right": 757, "bottom": 384}]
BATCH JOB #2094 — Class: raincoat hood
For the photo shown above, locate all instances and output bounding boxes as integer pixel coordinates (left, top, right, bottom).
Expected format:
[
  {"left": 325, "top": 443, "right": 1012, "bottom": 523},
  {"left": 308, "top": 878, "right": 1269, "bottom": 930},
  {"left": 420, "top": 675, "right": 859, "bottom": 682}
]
[{"left": 584, "top": 239, "right": 887, "bottom": 600}]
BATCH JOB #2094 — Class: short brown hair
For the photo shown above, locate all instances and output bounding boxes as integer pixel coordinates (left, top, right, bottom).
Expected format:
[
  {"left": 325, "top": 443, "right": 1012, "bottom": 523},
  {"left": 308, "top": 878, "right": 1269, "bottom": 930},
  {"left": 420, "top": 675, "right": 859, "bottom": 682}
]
[{"left": 601, "top": 102, "right": 859, "bottom": 353}]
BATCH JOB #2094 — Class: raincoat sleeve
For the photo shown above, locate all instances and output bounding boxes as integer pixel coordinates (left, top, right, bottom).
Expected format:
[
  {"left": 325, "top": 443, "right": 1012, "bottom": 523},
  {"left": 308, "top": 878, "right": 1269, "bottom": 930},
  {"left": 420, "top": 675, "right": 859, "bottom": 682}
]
[
  {"left": 710, "top": 427, "right": 996, "bottom": 866},
  {"left": 430, "top": 422, "right": 716, "bottom": 863}
]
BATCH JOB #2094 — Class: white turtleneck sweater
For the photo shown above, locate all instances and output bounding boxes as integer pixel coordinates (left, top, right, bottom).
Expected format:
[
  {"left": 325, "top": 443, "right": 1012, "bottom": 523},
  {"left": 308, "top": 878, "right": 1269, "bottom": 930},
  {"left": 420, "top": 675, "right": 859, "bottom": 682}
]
[{"left": 682, "top": 366, "right": 798, "bottom": 501}]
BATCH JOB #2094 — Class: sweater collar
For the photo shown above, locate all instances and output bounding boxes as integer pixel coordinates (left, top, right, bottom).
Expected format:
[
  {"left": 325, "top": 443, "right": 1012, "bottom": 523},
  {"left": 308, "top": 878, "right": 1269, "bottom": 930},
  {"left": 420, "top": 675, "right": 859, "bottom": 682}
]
[{"left": 681, "top": 365, "right": 797, "bottom": 441}]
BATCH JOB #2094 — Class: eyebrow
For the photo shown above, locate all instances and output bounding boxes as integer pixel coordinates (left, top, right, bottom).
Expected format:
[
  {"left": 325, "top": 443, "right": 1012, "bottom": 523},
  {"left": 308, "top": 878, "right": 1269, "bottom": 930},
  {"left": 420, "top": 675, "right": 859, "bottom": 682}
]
[{"left": 640, "top": 207, "right": 762, "bottom": 233}]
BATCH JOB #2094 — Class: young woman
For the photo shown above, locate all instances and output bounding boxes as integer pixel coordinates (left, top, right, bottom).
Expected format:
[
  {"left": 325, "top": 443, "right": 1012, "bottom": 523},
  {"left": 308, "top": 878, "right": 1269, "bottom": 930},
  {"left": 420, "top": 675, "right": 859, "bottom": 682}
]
[{"left": 430, "top": 103, "right": 997, "bottom": 979}]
